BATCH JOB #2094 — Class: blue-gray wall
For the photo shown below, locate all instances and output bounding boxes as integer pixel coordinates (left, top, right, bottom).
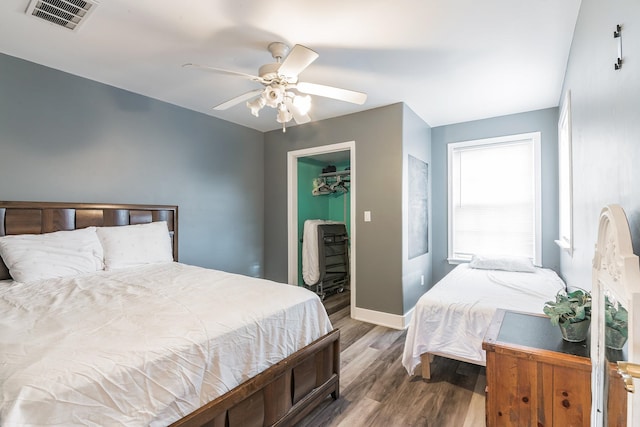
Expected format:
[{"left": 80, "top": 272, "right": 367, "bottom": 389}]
[
  {"left": 401, "top": 104, "right": 432, "bottom": 313},
  {"left": 263, "top": 104, "right": 407, "bottom": 315},
  {"left": 431, "top": 108, "right": 561, "bottom": 285},
  {"left": 262, "top": 103, "right": 431, "bottom": 318},
  {"left": 559, "top": 0, "right": 640, "bottom": 289},
  {"left": 0, "top": 53, "right": 265, "bottom": 276}
]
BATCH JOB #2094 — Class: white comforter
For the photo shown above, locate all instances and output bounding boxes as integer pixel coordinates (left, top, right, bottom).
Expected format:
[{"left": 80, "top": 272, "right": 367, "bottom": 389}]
[
  {"left": 0, "top": 262, "right": 332, "bottom": 426},
  {"left": 402, "top": 264, "right": 565, "bottom": 375}
]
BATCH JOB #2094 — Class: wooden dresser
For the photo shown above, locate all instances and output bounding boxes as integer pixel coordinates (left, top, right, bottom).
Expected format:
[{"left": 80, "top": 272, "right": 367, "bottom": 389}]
[{"left": 482, "top": 309, "right": 591, "bottom": 427}]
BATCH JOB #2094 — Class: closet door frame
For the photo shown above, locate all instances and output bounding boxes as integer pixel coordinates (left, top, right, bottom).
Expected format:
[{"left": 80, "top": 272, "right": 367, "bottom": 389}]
[{"left": 287, "top": 141, "right": 356, "bottom": 310}]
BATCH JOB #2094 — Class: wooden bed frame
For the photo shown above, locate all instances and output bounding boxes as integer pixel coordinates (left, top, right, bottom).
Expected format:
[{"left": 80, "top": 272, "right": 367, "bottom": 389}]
[
  {"left": 0, "top": 201, "right": 340, "bottom": 426},
  {"left": 419, "top": 351, "right": 482, "bottom": 380}
]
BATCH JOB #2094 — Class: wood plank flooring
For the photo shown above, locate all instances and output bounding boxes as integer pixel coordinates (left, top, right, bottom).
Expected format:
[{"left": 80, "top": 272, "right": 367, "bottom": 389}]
[{"left": 298, "top": 292, "right": 486, "bottom": 426}]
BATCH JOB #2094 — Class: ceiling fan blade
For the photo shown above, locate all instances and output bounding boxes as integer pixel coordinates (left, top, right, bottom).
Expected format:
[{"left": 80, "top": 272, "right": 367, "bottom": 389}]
[
  {"left": 296, "top": 82, "right": 367, "bottom": 105},
  {"left": 213, "top": 89, "right": 264, "bottom": 110},
  {"left": 277, "top": 45, "right": 319, "bottom": 78},
  {"left": 183, "top": 63, "right": 265, "bottom": 83}
]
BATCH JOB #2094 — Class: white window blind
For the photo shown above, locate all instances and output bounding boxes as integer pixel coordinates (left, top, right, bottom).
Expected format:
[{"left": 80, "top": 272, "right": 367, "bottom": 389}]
[{"left": 448, "top": 133, "right": 541, "bottom": 263}]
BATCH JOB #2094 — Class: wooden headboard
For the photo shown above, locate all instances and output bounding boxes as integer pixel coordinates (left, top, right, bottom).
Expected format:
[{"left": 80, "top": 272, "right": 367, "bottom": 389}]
[{"left": 0, "top": 201, "right": 178, "bottom": 281}]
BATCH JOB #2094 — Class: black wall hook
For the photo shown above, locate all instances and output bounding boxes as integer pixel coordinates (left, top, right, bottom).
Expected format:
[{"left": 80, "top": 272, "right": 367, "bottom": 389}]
[{"left": 614, "top": 24, "right": 623, "bottom": 70}]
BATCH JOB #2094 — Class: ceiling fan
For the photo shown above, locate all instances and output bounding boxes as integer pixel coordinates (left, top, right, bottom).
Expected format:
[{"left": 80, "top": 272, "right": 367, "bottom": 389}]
[{"left": 183, "top": 42, "right": 367, "bottom": 132}]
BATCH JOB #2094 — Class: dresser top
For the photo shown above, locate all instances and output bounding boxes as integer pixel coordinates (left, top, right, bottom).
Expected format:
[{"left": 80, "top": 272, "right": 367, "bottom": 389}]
[
  {"left": 482, "top": 309, "right": 591, "bottom": 369},
  {"left": 499, "top": 310, "right": 589, "bottom": 357}
]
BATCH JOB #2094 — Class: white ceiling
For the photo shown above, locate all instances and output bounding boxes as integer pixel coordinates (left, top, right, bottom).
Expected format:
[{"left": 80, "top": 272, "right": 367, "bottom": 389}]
[{"left": 0, "top": 0, "right": 582, "bottom": 132}]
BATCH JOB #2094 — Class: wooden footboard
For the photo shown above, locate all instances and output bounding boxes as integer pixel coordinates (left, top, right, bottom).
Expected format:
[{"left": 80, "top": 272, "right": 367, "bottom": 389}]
[{"left": 171, "top": 328, "right": 340, "bottom": 427}]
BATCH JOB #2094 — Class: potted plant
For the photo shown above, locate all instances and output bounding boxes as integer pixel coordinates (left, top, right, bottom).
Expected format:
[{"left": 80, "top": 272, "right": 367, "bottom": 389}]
[
  {"left": 604, "top": 296, "right": 628, "bottom": 350},
  {"left": 543, "top": 289, "right": 592, "bottom": 342}
]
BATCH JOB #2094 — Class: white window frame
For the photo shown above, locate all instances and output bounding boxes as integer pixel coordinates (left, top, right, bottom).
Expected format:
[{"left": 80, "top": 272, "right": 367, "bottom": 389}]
[
  {"left": 447, "top": 132, "right": 542, "bottom": 265},
  {"left": 555, "top": 91, "right": 573, "bottom": 256}
]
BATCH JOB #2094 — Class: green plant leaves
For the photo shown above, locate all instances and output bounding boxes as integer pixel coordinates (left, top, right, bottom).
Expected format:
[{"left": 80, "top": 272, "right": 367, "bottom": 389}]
[
  {"left": 543, "top": 289, "right": 592, "bottom": 325},
  {"left": 604, "top": 296, "right": 628, "bottom": 338}
]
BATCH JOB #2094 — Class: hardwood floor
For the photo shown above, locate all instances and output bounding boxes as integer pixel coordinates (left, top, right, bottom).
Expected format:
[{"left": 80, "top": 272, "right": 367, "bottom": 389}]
[{"left": 298, "top": 292, "right": 486, "bottom": 426}]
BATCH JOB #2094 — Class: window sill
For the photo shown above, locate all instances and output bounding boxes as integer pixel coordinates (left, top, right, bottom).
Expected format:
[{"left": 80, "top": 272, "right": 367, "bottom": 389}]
[
  {"left": 554, "top": 239, "right": 573, "bottom": 256},
  {"left": 447, "top": 257, "right": 470, "bottom": 265}
]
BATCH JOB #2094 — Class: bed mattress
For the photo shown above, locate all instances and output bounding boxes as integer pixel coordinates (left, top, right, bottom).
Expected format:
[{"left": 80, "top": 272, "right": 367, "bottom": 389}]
[
  {"left": 402, "top": 263, "right": 565, "bottom": 375},
  {"left": 0, "top": 262, "right": 332, "bottom": 426}
]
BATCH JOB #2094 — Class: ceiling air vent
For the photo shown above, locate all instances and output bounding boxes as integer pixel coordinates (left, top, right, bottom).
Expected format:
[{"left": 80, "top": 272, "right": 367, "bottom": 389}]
[{"left": 26, "top": 0, "right": 97, "bottom": 31}]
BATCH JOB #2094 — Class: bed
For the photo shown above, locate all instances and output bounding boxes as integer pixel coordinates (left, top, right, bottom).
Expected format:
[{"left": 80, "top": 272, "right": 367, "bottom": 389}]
[
  {"left": 402, "top": 256, "right": 566, "bottom": 379},
  {"left": 0, "top": 201, "right": 340, "bottom": 426}
]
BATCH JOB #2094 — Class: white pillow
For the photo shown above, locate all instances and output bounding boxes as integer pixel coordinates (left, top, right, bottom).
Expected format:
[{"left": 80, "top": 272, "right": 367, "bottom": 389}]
[
  {"left": 96, "top": 221, "right": 173, "bottom": 271},
  {"left": 468, "top": 254, "right": 536, "bottom": 273},
  {"left": 0, "top": 227, "right": 104, "bottom": 283}
]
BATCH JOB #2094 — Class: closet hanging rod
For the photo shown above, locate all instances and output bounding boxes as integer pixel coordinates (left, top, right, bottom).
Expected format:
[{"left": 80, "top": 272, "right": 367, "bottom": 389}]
[{"left": 319, "top": 170, "right": 350, "bottom": 178}]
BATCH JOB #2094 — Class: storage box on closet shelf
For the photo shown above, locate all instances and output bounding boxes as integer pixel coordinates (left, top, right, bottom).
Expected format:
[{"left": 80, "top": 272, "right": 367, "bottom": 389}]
[{"left": 312, "top": 165, "right": 350, "bottom": 196}]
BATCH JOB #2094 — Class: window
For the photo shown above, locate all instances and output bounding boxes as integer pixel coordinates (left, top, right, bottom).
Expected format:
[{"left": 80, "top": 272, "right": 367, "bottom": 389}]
[
  {"left": 556, "top": 91, "right": 573, "bottom": 255},
  {"left": 448, "top": 132, "right": 541, "bottom": 264}
]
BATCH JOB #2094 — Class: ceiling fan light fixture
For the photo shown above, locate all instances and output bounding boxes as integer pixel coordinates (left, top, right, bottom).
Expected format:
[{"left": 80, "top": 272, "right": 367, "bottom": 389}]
[
  {"left": 263, "top": 85, "right": 284, "bottom": 108},
  {"left": 246, "top": 96, "right": 265, "bottom": 117},
  {"left": 188, "top": 42, "right": 366, "bottom": 131},
  {"left": 292, "top": 94, "right": 312, "bottom": 115},
  {"left": 276, "top": 104, "right": 293, "bottom": 124}
]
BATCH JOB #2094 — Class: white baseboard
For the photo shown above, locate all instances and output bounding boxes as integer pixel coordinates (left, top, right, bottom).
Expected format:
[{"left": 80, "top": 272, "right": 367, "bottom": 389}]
[{"left": 351, "top": 306, "right": 414, "bottom": 330}]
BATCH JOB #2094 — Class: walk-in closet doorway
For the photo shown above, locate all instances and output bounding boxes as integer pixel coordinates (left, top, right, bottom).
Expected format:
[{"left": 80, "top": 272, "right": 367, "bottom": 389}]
[{"left": 287, "top": 141, "right": 355, "bottom": 311}]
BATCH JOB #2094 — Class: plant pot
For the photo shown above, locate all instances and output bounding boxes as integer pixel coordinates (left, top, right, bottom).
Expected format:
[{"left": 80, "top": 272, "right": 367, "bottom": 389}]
[
  {"left": 559, "top": 319, "right": 590, "bottom": 342},
  {"left": 605, "top": 326, "right": 627, "bottom": 350}
]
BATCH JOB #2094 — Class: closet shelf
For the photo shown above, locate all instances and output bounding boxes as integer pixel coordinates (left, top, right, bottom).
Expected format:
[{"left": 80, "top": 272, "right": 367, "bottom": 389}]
[
  {"left": 319, "top": 170, "right": 350, "bottom": 178},
  {"left": 313, "top": 168, "right": 350, "bottom": 196}
]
